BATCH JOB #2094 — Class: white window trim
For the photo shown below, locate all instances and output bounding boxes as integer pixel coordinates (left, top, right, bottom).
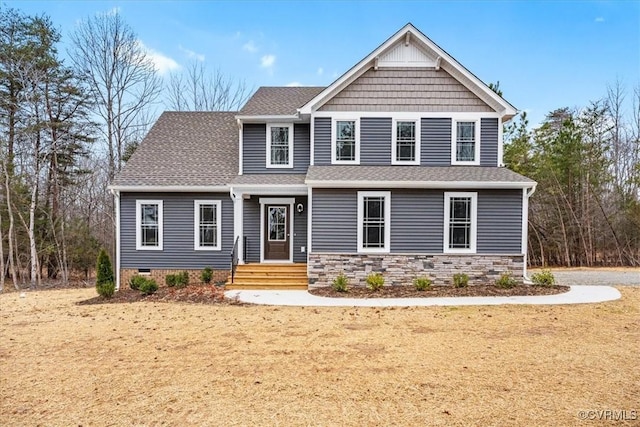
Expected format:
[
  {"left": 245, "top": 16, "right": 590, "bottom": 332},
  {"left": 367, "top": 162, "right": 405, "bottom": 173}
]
[
  {"left": 331, "top": 118, "right": 360, "bottom": 164},
  {"left": 443, "top": 192, "right": 477, "bottom": 254},
  {"left": 194, "top": 200, "right": 222, "bottom": 251},
  {"left": 392, "top": 118, "right": 421, "bottom": 165},
  {"left": 266, "top": 123, "right": 294, "bottom": 169},
  {"left": 451, "top": 119, "right": 481, "bottom": 165},
  {"left": 357, "top": 191, "right": 391, "bottom": 253},
  {"left": 136, "top": 200, "right": 163, "bottom": 251}
]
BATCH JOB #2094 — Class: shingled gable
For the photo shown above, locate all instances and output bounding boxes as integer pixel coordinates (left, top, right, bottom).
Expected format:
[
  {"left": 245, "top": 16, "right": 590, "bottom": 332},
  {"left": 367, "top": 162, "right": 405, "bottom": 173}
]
[
  {"left": 298, "top": 23, "right": 517, "bottom": 119},
  {"left": 110, "top": 111, "right": 238, "bottom": 190}
]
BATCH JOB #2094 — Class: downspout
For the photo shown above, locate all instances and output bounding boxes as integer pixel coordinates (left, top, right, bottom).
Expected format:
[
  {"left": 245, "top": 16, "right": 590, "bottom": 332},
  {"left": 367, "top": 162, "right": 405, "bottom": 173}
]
[
  {"left": 522, "top": 185, "right": 536, "bottom": 284},
  {"left": 111, "top": 189, "right": 121, "bottom": 290}
]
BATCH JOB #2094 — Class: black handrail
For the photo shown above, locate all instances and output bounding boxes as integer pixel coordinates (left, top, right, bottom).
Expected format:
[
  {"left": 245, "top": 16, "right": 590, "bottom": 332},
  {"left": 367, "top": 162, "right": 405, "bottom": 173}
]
[{"left": 230, "top": 236, "right": 240, "bottom": 284}]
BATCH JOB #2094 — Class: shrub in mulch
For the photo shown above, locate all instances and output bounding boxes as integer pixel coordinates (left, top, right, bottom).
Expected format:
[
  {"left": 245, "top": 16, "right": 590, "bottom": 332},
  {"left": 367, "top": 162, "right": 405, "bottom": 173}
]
[
  {"left": 309, "top": 284, "right": 570, "bottom": 299},
  {"left": 77, "top": 283, "right": 244, "bottom": 306}
]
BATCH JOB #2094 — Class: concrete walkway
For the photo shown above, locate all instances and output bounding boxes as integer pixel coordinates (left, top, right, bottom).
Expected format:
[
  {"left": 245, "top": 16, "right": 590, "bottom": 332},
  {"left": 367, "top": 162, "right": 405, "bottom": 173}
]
[{"left": 224, "top": 285, "right": 621, "bottom": 307}]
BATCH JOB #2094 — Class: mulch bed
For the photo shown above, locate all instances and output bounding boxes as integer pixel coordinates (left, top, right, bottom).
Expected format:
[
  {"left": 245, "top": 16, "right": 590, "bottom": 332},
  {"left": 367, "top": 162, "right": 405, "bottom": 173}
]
[
  {"left": 76, "top": 283, "right": 571, "bottom": 305},
  {"left": 77, "top": 283, "right": 244, "bottom": 306},
  {"left": 309, "top": 284, "right": 570, "bottom": 298}
]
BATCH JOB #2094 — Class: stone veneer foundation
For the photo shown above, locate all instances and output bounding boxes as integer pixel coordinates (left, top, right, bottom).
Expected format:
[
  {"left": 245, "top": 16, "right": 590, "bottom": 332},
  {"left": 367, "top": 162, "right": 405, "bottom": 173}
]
[
  {"left": 119, "top": 268, "right": 229, "bottom": 289},
  {"left": 308, "top": 253, "right": 524, "bottom": 288}
]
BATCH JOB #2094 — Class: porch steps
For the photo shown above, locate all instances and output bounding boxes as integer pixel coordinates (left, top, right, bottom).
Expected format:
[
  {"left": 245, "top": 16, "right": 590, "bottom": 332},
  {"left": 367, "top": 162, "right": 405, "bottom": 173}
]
[{"left": 225, "top": 263, "right": 308, "bottom": 290}]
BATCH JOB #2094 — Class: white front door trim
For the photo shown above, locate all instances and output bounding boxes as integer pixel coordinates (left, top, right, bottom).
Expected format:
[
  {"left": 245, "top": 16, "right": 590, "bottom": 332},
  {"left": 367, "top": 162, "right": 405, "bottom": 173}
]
[{"left": 259, "top": 197, "right": 295, "bottom": 263}]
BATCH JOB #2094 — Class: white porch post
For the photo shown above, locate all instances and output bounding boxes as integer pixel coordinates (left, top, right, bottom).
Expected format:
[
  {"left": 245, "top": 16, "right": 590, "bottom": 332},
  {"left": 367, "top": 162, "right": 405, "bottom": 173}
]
[{"left": 232, "top": 189, "right": 244, "bottom": 264}]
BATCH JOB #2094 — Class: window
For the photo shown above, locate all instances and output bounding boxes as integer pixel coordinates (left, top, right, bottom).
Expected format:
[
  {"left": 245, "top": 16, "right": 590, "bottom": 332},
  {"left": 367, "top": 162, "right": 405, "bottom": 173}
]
[
  {"left": 194, "top": 200, "right": 221, "bottom": 250},
  {"left": 266, "top": 124, "right": 293, "bottom": 168},
  {"left": 452, "top": 120, "right": 480, "bottom": 165},
  {"left": 357, "top": 191, "right": 391, "bottom": 253},
  {"left": 136, "top": 200, "right": 163, "bottom": 250},
  {"left": 392, "top": 119, "right": 420, "bottom": 164},
  {"left": 444, "top": 192, "right": 477, "bottom": 253},
  {"left": 268, "top": 206, "right": 287, "bottom": 241},
  {"left": 332, "top": 119, "right": 359, "bottom": 164}
]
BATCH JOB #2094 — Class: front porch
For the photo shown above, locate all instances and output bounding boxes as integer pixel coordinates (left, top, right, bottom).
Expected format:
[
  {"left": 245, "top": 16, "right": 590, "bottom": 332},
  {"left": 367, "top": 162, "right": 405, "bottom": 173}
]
[{"left": 226, "top": 263, "right": 308, "bottom": 290}]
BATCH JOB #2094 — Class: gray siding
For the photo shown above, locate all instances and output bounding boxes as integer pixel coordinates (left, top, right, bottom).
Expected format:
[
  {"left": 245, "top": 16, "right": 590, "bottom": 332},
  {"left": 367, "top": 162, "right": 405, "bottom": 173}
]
[
  {"left": 311, "top": 189, "right": 523, "bottom": 255},
  {"left": 243, "top": 197, "right": 260, "bottom": 262},
  {"left": 120, "top": 192, "right": 233, "bottom": 270},
  {"left": 480, "top": 118, "right": 499, "bottom": 167},
  {"left": 477, "top": 190, "right": 522, "bottom": 253},
  {"left": 313, "top": 117, "right": 331, "bottom": 166},
  {"left": 294, "top": 124, "right": 311, "bottom": 172},
  {"left": 312, "top": 189, "right": 357, "bottom": 252},
  {"left": 292, "top": 196, "right": 308, "bottom": 263},
  {"left": 360, "top": 117, "right": 392, "bottom": 165},
  {"left": 391, "top": 190, "right": 443, "bottom": 252},
  {"left": 314, "top": 116, "right": 498, "bottom": 167},
  {"left": 242, "top": 123, "right": 310, "bottom": 173},
  {"left": 243, "top": 195, "right": 308, "bottom": 263},
  {"left": 421, "top": 118, "right": 451, "bottom": 166},
  {"left": 320, "top": 67, "right": 494, "bottom": 112}
]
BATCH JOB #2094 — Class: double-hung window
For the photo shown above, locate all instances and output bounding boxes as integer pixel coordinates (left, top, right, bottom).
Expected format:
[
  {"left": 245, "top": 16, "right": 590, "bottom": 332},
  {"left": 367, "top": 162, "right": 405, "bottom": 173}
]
[
  {"left": 452, "top": 120, "right": 480, "bottom": 165},
  {"left": 194, "top": 200, "right": 221, "bottom": 250},
  {"left": 136, "top": 200, "right": 163, "bottom": 250},
  {"left": 357, "top": 191, "right": 390, "bottom": 253},
  {"left": 444, "top": 192, "right": 477, "bottom": 253},
  {"left": 266, "top": 124, "right": 293, "bottom": 168},
  {"left": 392, "top": 119, "right": 420, "bottom": 164},
  {"left": 332, "top": 119, "right": 359, "bottom": 164}
]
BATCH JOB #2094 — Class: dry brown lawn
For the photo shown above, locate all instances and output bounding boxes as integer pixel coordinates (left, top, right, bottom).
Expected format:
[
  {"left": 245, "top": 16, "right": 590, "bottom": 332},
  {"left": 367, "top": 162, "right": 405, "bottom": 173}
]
[{"left": 1, "top": 287, "right": 639, "bottom": 426}]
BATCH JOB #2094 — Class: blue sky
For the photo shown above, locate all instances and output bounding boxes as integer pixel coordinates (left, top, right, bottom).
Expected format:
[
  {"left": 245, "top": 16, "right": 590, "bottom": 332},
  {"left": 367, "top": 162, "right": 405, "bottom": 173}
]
[{"left": 5, "top": 0, "right": 640, "bottom": 126}]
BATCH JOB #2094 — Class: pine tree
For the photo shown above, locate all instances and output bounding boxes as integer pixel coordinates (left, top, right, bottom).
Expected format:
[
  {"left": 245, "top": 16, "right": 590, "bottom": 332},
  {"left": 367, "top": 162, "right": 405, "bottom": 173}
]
[{"left": 96, "top": 248, "right": 114, "bottom": 286}]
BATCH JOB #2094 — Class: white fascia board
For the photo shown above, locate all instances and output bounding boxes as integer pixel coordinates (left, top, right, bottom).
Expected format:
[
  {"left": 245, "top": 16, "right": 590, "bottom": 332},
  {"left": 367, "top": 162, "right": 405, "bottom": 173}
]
[
  {"left": 235, "top": 115, "right": 301, "bottom": 123},
  {"left": 305, "top": 180, "right": 535, "bottom": 190},
  {"left": 312, "top": 111, "right": 502, "bottom": 119},
  {"left": 108, "top": 185, "right": 230, "bottom": 192},
  {"left": 231, "top": 184, "right": 309, "bottom": 196}
]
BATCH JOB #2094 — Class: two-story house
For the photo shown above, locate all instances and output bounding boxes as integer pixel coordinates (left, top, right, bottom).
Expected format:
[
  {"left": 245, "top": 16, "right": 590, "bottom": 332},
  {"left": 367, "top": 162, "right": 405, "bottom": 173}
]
[{"left": 109, "top": 23, "right": 536, "bottom": 290}]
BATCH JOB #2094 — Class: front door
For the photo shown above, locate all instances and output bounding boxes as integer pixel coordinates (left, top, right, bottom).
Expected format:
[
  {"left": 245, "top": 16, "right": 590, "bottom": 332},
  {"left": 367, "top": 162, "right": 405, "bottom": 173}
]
[{"left": 264, "top": 205, "right": 290, "bottom": 261}]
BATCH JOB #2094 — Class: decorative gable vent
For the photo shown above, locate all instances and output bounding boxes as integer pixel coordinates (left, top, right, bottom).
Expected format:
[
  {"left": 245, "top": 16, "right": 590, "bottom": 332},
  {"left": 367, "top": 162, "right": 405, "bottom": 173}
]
[{"left": 378, "top": 40, "right": 435, "bottom": 68}]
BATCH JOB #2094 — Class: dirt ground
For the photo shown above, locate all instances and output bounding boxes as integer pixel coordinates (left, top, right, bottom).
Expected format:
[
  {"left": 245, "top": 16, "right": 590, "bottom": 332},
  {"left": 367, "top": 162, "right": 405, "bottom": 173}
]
[{"left": 1, "top": 286, "right": 639, "bottom": 426}]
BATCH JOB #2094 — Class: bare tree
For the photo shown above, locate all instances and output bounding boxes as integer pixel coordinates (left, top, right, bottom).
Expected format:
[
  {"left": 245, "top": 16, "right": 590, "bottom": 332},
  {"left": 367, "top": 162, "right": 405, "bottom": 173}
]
[
  {"left": 166, "top": 61, "right": 251, "bottom": 111},
  {"left": 69, "top": 10, "right": 161, "bottom": 179}
]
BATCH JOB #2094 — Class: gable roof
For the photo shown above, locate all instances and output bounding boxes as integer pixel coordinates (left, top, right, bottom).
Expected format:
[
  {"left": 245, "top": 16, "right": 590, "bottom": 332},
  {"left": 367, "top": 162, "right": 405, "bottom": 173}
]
[
  {"left": 298, "top": 23, "right": 517, "bottom": 119},
  {"left": 110, "top": 111, "right": 238, "bottom": 190},
  {"left": 238, "top": 86, "right": 325, "bottom": 117}
]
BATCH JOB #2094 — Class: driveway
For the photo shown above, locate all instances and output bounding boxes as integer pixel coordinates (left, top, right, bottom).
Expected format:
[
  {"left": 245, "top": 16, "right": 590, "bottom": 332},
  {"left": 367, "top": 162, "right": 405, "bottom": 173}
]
[{"left": 534, "top": 268, "right": 640, "bottom": 286}]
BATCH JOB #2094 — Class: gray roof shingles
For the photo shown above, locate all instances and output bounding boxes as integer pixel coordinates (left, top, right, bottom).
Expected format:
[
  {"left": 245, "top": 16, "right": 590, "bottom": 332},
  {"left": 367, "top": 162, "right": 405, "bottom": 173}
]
[
  {"left": 111, "top": 111, "right": 238, "bottom": 188},
  {"left": 305, "top": 165, "right": 535, "bottom": 185},
  {"left": 231, "top": 174, "right": 307, "bottom": 186},
  {"left": 239, "top": 86, "right": 325, "bottom": 116}
]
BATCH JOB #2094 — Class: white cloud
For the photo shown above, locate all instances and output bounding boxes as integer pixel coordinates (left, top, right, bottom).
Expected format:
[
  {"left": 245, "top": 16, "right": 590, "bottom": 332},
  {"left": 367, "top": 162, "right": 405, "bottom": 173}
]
[
  {"left": 261, "top": 54, "right": 276, "bottom": 68},
  {"left": 243, "top": 40, "right": 258, "bottom": 53},
  {"left": 317, "top": 67, "right": 324, "bottom": 76},
  {"left": 286, "top": 81, "right": 303, "bottom": 87},
  {"left": 138, "top": 41, "right": 181, "bottom": 75},
  {"left": 594, "top": 17, "right": 605, "bottom": 22},
  {"left": 179, "top": 45, "right": 205, "bottom": 62}
]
